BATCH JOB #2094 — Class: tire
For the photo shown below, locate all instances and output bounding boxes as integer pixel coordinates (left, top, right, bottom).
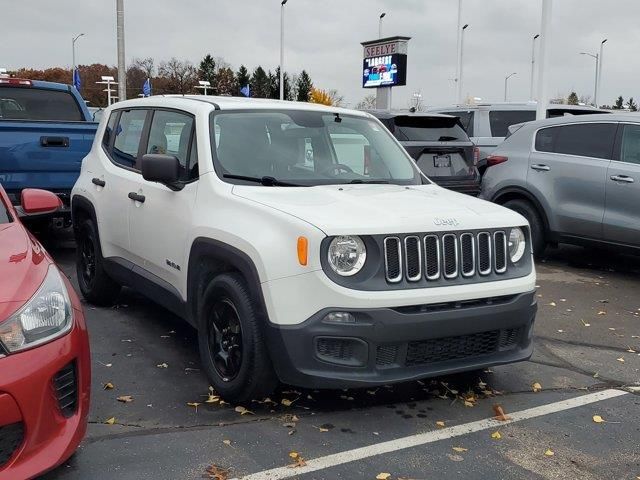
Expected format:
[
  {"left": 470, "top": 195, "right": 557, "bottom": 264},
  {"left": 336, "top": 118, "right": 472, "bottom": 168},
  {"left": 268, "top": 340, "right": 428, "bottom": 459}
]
[
  {"left": 198, "top": 273, "right": 278, "bottom": 403},
  {"left": 75, "top": 217, "right": 121, "bottom": 306},
  {"left": 503, "top": 199, "right": 546, "bottom": 258}
]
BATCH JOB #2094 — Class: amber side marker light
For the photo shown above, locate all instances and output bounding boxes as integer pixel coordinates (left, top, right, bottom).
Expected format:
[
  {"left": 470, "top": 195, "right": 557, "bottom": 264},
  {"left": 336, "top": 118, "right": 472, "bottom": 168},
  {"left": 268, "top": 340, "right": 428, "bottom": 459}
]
[{"left": 297, "top": 236, "right": 308, "bottom": 266}]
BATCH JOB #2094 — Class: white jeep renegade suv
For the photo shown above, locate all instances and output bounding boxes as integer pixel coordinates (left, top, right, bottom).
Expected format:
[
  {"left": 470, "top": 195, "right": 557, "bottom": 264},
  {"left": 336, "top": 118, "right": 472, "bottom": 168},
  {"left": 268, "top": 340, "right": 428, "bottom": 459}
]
[{"left": 71, "top": 96, "right": 537, "bottom": 402}]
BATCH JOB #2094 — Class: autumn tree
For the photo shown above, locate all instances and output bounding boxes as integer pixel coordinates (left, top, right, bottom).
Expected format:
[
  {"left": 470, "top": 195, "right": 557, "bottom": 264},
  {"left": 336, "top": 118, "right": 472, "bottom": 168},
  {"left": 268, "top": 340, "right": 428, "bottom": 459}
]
[
  {"left": 295, "top": 70, "right": 313, "bottom": 102},
  {"left": 250, "top": 66, "right": 270, "bottom": 98},
  {"left": 159, "top": 58, "right": 197, "bottom": 95},
  {"left": 309, "top": 88, "right": 343, "bottom": 106},
  {"left": 355, "top": 94, "right": 377, "bottom": 110},
  {"left": 131, "top": 57, "right": 155, "bottom": 79},
  {"left": 236, "top": 65, "right": 250, "bottom": 96},
  {"left": 214, "top": 67, "right": 237, "bottom": 96}
]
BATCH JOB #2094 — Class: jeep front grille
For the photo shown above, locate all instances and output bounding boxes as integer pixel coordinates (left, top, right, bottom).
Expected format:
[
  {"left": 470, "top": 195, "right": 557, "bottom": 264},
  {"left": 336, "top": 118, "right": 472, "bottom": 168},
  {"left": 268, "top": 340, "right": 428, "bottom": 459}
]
[{"left": 383, "top": 231, "right": 509, "bottom": 283}]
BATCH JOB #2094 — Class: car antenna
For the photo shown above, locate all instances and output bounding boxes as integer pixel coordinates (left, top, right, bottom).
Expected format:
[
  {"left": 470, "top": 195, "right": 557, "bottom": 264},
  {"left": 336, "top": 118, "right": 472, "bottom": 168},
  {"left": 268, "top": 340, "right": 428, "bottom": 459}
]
[{"left": 334, "top": 113, "right": 342, "bottom": 123}]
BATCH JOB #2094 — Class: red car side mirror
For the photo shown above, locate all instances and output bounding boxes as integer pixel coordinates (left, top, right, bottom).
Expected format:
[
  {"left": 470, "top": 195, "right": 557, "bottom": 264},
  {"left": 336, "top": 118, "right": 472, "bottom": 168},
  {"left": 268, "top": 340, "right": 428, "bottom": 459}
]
[{"left": 20, "top": 189, "right": 63, "bottom": 215}]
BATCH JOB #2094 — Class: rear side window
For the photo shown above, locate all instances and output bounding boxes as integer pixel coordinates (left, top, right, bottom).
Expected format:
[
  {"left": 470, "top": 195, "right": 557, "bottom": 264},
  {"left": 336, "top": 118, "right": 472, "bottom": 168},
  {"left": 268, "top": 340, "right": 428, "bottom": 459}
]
[
  {"left": 145, "top": 110, "right": 197, "bottom": 180},
  {"left": 441, "top": 111, "right": 474, "bottom": 136},
  {"left": 535, "top": 123, "right": 617, "bottom": 159},
  {"left": 102, "top": 112, "right": 118, "bottom": 149},
  {"left": 0, "top": 200, "right": 11, "bottom": 224},
  {"left": 489, "top": 110, "right": 536, "bottom": 137},
  {"left": 0, "top": 86, "right": 83, "bottom": 121},
  {"left": 619, "top": 124, "right": 640, "bottom": 165},
  {"left": 112, "top": 109, "right": 148, "bottom": 169},
  {"left": 392, "top": 116, "right": 469, "bottom": 142}
]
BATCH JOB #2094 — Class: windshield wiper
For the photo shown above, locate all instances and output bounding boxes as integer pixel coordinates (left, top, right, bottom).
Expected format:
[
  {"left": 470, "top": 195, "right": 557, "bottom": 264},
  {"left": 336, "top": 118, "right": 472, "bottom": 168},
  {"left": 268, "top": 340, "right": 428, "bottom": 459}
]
[
  {"left": 347, "top": 179, "right": 390, "bottom": 184},
  {"left": 222, "top": 174, "right": 303, "bottom": 187}
]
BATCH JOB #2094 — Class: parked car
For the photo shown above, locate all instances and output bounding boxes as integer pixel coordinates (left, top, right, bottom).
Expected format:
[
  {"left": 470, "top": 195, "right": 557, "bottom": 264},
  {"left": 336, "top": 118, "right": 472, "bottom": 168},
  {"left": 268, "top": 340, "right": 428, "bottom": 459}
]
[
  {"left": 481, "top": 113, "right": 640, "bottom": 257},
  {"left": 0, "top": 184, "right": 90, "bottom": 478},
  {"left": 0, "top": 77, "right": 98, "bottom": 226},
  {"left": 368, "top": 111, "right": 481, "bottom": 195},
  {"left": 72, "top": 96, "right": 536, "bottom": 402},
  {"left": 426, "top": 102, "right": 609, "bottom": 173}
]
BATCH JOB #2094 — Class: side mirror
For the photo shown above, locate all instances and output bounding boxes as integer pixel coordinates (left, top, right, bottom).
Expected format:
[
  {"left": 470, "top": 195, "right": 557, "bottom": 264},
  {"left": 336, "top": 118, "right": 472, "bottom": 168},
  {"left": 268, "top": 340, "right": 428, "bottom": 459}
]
[
  {"left": 20, "top": 189, "right": 63, "bottom": 215},
  {"left": 141, "top": 154, "right": 181, "bottom": 187}
]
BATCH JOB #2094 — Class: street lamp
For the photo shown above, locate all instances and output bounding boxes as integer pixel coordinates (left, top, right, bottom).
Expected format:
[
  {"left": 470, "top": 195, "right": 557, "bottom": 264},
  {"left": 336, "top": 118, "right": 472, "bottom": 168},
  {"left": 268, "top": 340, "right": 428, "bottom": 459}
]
[
  {"left": 455, "top": 0, "right": 463, "bottom": 104},
  {"left": 580, "top": 52, "right": 599, "bottom": 106},
  {"left": 379, "top": 12, "right": 386, "bottom": 38},
  {"left": 536, "top": 0, "right": 553, "bottom": 120},
  {"left": 279, "top": 0, "right": 288, "bottom": 101},
  {"left": 72, "top": 33, "right": 85, "bottom": 82},
  {"left": 530, "top": 34, "right": 539, "bottom": 100},
  {"left": 457, "top": 24, "right": 469, "bottom": 104},
  {"left": 504, "top": 72, "right": 517, "bottom": 102},
  {"left": 116, "top": 0, "right": 126, "bottom": 103},
  {"left": 597, "top": 38, "right": 607, "bottom": 107}
]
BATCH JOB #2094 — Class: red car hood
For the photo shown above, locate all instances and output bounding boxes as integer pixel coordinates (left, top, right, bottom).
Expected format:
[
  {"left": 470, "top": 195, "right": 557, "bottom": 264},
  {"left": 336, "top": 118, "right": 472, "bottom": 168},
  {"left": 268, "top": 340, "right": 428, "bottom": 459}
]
[{"left": 0, "top": 222, "right": 49, "bottom": 320}]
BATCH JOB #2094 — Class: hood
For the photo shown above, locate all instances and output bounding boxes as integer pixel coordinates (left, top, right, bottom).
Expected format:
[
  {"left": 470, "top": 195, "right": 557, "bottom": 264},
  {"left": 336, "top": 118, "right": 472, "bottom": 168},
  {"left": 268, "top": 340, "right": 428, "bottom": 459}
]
[
  {"left": 0, "top": 222, "right": 49, "bottom": 320},
  {"left": 232, "top": 184, "right": 527, "bottom": 235}
]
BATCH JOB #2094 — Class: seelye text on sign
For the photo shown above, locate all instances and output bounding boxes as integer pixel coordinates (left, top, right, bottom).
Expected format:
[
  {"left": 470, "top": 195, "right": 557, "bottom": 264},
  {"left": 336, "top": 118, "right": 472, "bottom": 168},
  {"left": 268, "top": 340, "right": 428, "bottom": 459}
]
[{"left": 361, "top": 36, "right": 410, "bottom": 59}]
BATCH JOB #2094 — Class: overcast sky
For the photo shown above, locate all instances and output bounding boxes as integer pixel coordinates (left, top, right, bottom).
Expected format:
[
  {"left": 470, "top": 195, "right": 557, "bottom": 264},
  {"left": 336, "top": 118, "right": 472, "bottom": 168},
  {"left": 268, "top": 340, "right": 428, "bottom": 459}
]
[{"left": 3, "top": 0, "right": 640, "bottom": 108}]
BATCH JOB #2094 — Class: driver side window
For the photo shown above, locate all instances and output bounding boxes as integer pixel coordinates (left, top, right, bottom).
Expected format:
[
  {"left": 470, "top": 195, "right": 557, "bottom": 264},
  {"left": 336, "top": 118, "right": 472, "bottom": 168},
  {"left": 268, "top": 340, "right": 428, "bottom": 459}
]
[{"left": 145, "top": 110, "right": 197, "bottom": 181}]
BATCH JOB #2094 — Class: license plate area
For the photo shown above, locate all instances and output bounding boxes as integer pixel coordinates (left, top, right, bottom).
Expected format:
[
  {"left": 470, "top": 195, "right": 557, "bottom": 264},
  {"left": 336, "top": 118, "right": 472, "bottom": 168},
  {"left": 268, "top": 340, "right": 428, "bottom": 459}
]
[{"left": 433, "top": 154, "right": 451, "bottom": 168}]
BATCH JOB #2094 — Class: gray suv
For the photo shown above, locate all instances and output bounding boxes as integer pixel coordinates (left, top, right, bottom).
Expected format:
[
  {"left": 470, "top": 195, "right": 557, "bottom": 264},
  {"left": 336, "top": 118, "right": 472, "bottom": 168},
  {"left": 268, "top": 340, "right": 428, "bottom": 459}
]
[{"left": 480, "top": 113, "right": 640, "bottom": 256}]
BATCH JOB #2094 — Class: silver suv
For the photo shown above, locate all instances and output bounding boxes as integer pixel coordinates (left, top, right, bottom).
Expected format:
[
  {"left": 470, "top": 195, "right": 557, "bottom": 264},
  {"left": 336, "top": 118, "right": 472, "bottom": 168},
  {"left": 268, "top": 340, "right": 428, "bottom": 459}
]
[
  {"left": 480, "top": 113, "right": 640, "bottom": 256},
  {"left": 427, "top": 103, "right": 608, "bottom": 172}
]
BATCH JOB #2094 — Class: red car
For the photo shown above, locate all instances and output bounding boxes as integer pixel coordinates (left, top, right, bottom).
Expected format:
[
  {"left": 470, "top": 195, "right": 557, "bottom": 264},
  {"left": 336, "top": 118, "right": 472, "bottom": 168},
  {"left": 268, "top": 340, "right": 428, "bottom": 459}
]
[{"left": 0, "top": 186, "right": 90, "bottom": 480}]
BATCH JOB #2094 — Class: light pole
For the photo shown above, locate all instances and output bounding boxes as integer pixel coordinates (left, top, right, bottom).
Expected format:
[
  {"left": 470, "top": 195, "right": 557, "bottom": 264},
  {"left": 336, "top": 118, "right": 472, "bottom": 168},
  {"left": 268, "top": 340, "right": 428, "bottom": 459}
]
[
  {"left": 504, "top": 72, "right": 517, "bottom": 102},
  {"left": 96, "top": 76, "right": 117, "bottom": 106},
  {"left": 455, "top": 0, "right": 463, "bottom": 104},
  {"left": 116, "top": 0, "right": 126, "bottom": 102},
  {"left": 580, "top": 52, "right": 599, "bottom": 106},
  {"left": 597, "top": 38, "right": 607, "bottom": 107},
  {"left": 457, "top": 24, "right": 469, "bottom": 104},
  {"left": 279, "top": 0, "right": 288, "bottom": 101},
  {"left": 536, "top": 0, "right": 553, "bottom": 120},
  {"left": 379, "top": 12, "right": 386, "bottom": 38},
  {"left": 72, "top": 33, "right": 85, "bottom": 82},
  {"left": 530, "top": 34, "right": 539, "bottom": 100}
]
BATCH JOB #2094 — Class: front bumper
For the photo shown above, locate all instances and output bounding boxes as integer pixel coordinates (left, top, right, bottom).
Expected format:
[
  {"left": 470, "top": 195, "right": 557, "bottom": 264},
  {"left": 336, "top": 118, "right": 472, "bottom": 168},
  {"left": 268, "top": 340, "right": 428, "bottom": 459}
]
[
  {"left": 265, "top": 290, "right": 536, "bottom": 389},
  {"left": 0, "top": 297, "right": 90, "bottom": 480}
]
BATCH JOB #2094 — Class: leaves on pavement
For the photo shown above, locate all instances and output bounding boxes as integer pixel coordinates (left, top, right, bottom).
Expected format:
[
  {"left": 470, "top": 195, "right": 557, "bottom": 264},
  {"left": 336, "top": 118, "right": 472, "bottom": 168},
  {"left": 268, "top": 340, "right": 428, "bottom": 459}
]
[
  {"left": 452, "top": 447, "right": 468, "bottom": 452},
  {"left": 544, "top": 448, "right": 555, "bottom": 457},
  {"left": 288, "top": 451, "right": 307, "bottom": 468},
  {"left": 103, "top": 382, "right": 114, "bottom": 390},
  {"left": 203, "top": 464, "right": 230, "bottom": 480},
  {"left": 593, "top": 415, "right": 604, "bottom": 423},
  {"left": 532, "top": 382, "right": 542, "bottom": 393},
  {"left": 376, "top": 473, "right": 392, "bottom": 480},
  {"left": 493, "top": 405, "right": 510, "bottom": 421},
  {"left": 491, "top": 431, "right": 502, "bottom": 439},
  {"left": 104, "top": 417, "right": 116, "bottom": 425},
  {"left": 117, "top": 395, "right": 134, "bottom": 403},
  {"left": 436, "top": 421, "right": 446, "bottom": 428},
  {"left": 234, "top": 406, "right": 255, "bottom": 415},
  {"left": 187, "top": 402, "right": 201, "bottom": 412}
]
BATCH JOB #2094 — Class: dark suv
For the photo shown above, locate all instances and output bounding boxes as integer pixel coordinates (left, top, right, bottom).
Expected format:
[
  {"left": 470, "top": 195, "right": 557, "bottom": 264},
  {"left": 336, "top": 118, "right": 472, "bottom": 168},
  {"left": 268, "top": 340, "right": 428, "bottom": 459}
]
[{"left": 369, "top": 111, "right": 480, "bottom": 195}]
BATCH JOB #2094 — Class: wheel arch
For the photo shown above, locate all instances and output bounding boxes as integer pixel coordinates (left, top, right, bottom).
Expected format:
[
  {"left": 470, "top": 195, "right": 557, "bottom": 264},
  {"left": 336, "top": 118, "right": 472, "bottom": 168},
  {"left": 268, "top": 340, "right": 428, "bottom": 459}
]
[
  {"left": 71, "top": 195, "right": 98, "bottom": 230},
  {"left": 492, "top": 186, "right": 551, "bottom": 234}
]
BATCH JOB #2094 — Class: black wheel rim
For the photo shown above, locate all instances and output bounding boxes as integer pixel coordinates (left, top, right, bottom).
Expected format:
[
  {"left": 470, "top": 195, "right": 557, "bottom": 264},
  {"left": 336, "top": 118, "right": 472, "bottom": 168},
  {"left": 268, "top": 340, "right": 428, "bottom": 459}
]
[
  {"left": 207, "top": 298, "right": 243, "bottom": 382},
  {"left": 79, "top": 232, "right": 96, "bottom": 286}
]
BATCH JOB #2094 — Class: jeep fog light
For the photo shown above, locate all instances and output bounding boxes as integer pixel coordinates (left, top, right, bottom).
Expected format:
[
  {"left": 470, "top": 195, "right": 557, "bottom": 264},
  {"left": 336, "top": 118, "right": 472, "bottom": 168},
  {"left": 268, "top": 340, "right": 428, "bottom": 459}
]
[
  {"left": 508, "top": 227, "right": 526, "bottom": 263},
  {"left": 327, "top": 235, "right": 366, "bottom": 276},
  {"left": 323, "top": 312, "right": 355, "bottom": 323}
]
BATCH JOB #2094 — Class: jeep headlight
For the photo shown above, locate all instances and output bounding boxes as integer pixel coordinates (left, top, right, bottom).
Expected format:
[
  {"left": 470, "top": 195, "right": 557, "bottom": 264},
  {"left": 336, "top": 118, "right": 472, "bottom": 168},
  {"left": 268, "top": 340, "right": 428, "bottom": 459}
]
[
  {"left": 0, "top": 266, "right": 73, "bottom": 353},
  {"left": 508, "top": 227, "right": 527, "bottom": 263},
  {"left": 327, "top": 235, "right": 366, "bottom": 276}
]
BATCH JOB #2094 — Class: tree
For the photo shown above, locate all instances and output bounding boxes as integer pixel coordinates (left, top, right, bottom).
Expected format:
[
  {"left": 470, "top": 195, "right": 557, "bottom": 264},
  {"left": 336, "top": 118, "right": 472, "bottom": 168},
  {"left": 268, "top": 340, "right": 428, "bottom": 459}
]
[
  {"left": 295, "top": 70, "right": 313, "bottom": 102},
  {"left": 214, "top": 67, "right": 237, "bottom": 96},
  {"left": 131, "top": 57, "right": 155, "bottom": 79},
  {"left": 627, "top": 97, "right": 638, "bottom": 112},
  {"left": 126, "top": 65, "right": 147, "bottom": 99},
  {"left": 250, "top": 66, "right": 270, "bottom": 98},
  {"left": 309, "top": 88, "right": 344, "bottom": 106},
  {"left": 236, "top": 65, "right": 250, "bottom": 96},
  {"left": 567, "top": 92, "right": 579, "bottom": 105},
  {"left": 614, "top": 96, "right": 625, "bottom": 109},
  {"left": 355, "top": 94, "right": 377, "bottom": 110},
  {"left": 267, "top": 68, "right": 292, "bottom": 100},
  {"left": 158, "top": 58, "right": 198, "bottom": 95},
  {"left": 198, "top": 54, "right": 216, "bottom": 94}
]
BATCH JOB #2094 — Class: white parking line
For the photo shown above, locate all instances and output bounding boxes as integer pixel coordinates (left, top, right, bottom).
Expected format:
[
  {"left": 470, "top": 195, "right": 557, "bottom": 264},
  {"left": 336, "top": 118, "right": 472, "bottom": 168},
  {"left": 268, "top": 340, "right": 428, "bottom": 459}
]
[{"left": 236, "top": 389, "right": 628, "bottom": 480}]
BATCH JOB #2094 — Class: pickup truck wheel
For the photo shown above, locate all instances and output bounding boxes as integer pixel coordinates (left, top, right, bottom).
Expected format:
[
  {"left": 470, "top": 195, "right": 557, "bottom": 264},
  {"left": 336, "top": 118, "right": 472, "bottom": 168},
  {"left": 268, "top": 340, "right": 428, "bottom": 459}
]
[
  {"left": 198, "top": 273, "right": 277, "bottom": 403},
  {"left": 75, "top": 218, "right": 121, "bottom": 306},
  {"left": 503, "top": 199, "right": 546, "bottom": 258}
]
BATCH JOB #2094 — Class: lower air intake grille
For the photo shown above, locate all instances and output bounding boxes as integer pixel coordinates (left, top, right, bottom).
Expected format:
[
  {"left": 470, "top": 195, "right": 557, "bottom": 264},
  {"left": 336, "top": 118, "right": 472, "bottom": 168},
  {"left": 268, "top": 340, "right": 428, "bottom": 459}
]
[
  {"left": 376, "top": 345, "right": 399, "bottom": 366},
  {"left": 53, "top": 362, "right": 78, "bottom": 418},
  {"left": 405, "top": 330, "right": 500, "bottom": 366},
  {"left": 0, "top": 423, "right": 24, "bottom": 467}
]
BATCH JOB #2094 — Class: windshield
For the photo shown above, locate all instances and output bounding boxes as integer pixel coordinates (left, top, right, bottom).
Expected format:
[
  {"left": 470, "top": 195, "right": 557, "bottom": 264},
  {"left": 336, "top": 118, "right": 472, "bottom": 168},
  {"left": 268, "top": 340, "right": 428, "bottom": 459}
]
[{"left": 210, "top": 110, "right": 422, "bottom": 186}]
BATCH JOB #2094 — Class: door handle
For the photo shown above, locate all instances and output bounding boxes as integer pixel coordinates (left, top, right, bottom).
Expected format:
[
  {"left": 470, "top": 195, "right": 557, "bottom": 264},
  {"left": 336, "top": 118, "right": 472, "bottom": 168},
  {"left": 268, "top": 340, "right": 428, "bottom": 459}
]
[
  {"left": 128, "top": 192, "right": 146, "bottom": 203},
  {"left": 92, "top": 177, "right": 106, "bottom": 187},
  {"left": 40, "top": 136, "right": 69, "bottom": 147},
  {"left": 610, "top": 175, "right": 635, "bottom": 183},
  {"left": 531, "top": 164, "right": 550, "bottom": 171}
]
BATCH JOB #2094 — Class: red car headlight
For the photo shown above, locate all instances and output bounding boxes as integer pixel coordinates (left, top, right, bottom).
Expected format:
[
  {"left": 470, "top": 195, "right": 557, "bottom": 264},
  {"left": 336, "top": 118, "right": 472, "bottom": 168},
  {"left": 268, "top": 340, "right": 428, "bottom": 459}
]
[{"left": 0, "top": 266, "right": 73, "bottom": 353}]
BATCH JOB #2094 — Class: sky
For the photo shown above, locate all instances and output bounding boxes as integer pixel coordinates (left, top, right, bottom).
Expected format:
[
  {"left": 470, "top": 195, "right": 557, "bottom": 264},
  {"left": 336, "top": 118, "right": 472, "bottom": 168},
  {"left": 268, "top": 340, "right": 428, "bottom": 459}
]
[{"left": 2, "top": 0, "right": 640, "bottom": 108}]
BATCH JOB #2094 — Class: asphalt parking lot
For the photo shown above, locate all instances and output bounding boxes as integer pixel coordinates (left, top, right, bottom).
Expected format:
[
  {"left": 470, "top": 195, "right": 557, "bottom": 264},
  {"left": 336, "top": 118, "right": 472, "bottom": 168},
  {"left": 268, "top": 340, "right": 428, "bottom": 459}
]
[{"left": 42, "top": 237, "right": 640, "bottom": 480}]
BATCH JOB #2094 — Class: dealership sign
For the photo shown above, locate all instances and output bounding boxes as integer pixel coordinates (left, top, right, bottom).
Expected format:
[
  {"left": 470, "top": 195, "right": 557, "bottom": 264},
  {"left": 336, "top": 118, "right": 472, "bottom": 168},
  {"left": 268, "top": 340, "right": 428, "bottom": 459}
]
[{"left": 361, "top": 36, "right": 410, "bottom": 89}]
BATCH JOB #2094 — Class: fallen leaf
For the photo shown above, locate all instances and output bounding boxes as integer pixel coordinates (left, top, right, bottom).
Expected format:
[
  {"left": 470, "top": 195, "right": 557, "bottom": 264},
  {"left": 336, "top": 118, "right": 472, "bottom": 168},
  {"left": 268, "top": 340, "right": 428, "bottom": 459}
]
[
  {"left": 617, "top": 357, "right": 625, "bottom": 363},
  {"left": 557, "top": 329, "right": 565, "bottom": 333},
  {"left": 581, "top": 320, "right": 591, "bottom": 327},
  {"left": 532, "top": 382, "right": 542, "bottom": 393},
  {"left": 117, "top": 395, "right": 134, "bottom": 403},
  {"left": 592, "top": 415, "right": 605, "bottom": 423},
  {"left": 549, "top": 302, "right": 557, "bottom": 307},
  {"left": 222, "top": 439, "right": 232, "bottom": 446},
  {"left": 234, "top": 406, "right": 255, "bottom": 415},
  {"left": 436, "top": 421, "right": 446, "bottom": 428},
  {"left": 544, "top": 448, "right": 554, "bottom": 457},
  {"left": 203, "top": 464, "right": 230, "bottom": 480},
  {"left": 281, "top": 398, "right": 294, "bottom": 407},
  {"left": 493, "top": 405, "right": 510, "bottom": 421},
  {"left": 103, "top": 382, "right": 114, "bottom": 390},
  {"left": 452, "top": 447, "right": 468, "bottom": 452},
  {"left": 206, "top": 394, "right": 220, "bottom": 403},
  {"left": 447, "top": 453, "right": 464, "bottom": 462},
  {"left": 464, "top": 400, "right": 475, "bottom": 407},
  {"left": 156, "top": 363, "right": 168, "bottom": 368},
  {"left": 376, "top": 474, "right": 391, "bottom": 480},
  {"left": 104, "top": 417, "right": 116, "bottom": 425},
  {"left": 187, "top": 402, "right": 201, "bottom": 412},
  {"left": 627, "top": 347, "right": 637, "bottom": 353},
  {"left": 598, "top": 311, "right": 607, "bottom": 315},
  {"left": 491, "top": 431, "right": 502, "bottom": 439},
  {"left": 288, "top": 451, "right": 307, "bottom": 468}
]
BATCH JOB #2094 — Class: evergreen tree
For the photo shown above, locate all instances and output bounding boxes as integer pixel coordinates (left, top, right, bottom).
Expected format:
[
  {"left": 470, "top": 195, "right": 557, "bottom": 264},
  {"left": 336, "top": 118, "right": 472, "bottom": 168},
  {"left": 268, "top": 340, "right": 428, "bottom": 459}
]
[
  {"left": 198, "top": 54, "right": 216, "bottom": 94},
  {"left": 250, "top": 66, "right": 270, "bottom": 98},
  {"left": 268, "top": 70, "right": 278, "bottom": 99},
  {"left": 236, "top": 65, "right": 250, "bottom": 96},
  {"left": 295, "top": 70, "right": 313, "bottom": 102},
  {"left": 627, "top": 97, "right": 638, "bottom": 112},
  {"left": 214, "top": 67, "right": 237, "bottom": 96},
  {"left": 614, "top": 96, "right": 625, "bottom": 109},
  {"left": 567, "top": 92, "right": 579, "bottom": 105}
]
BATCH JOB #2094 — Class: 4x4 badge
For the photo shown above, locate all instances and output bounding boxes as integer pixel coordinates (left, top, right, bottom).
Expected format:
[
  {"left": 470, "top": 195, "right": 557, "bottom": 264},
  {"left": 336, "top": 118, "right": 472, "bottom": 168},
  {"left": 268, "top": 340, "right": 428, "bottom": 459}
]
[{"left": 433, "top": 217, "right": 460, "bottom": 227}]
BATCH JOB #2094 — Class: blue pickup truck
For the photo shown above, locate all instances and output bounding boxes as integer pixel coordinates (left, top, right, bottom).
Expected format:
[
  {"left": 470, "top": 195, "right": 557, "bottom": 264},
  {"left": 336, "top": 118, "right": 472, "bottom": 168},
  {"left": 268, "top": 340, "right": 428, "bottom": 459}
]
[{"left": 0, "top": 77, "right": 97, "bottom": 225}]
